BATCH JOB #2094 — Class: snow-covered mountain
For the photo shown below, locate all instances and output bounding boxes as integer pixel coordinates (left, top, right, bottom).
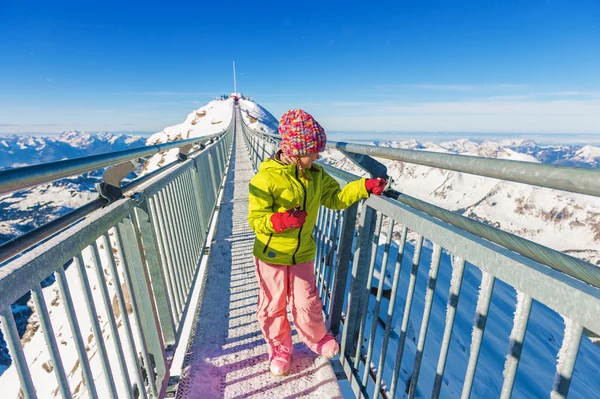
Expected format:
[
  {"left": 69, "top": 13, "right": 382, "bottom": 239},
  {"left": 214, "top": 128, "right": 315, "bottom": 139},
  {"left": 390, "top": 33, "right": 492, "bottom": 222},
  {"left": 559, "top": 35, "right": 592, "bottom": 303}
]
[
  {"left": 142, "top": 95, "right": 278, "bottom": 175},
  {"left": 0, "top": 174, "right": 100, "bottom": 245},
  {"left": 356, "top": 137, "right": 600, "bottom": 168},
  {"left": 0, "top": 131, "right": 147, "bottom": 169},
  {"left": 0, "top": 132, "right": 148, "bottom": 246}
]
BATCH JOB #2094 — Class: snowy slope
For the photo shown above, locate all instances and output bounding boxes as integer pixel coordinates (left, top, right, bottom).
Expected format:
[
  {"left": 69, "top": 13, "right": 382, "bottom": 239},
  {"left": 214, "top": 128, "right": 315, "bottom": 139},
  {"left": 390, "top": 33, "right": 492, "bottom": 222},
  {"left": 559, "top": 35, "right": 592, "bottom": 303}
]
[
  {"left": 0, "top": 131, "right": 148, "bottom": 246},
  {"left": 570, "top": 145, "right": 600, "bottom": 167},
  {"left": 143, "top": 98, "right": 234, "bottom": 174},
  {"left": 0, "top": 175, "right": 99, "bottom": 244},
  {"left": 0, "top": 233, "right": 144, "bottom": 398},
  {"left": 238, "top": 98, "right": 279, "bottom": 135}
]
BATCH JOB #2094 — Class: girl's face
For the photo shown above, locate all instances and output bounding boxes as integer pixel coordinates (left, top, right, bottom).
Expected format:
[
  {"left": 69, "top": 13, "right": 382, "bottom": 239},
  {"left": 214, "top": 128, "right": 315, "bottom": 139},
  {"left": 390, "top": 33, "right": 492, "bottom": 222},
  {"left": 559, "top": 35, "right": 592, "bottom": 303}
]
[{"left": 297, "top": 153, "right": 319, "bottom": 169}]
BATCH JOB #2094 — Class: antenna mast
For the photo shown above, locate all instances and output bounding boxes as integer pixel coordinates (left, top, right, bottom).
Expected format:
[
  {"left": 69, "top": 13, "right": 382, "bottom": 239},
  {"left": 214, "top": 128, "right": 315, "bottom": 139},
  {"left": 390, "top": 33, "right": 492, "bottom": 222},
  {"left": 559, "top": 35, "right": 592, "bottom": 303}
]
[{"left": 233, "top": 61, "right": 237, "bottom": 94}]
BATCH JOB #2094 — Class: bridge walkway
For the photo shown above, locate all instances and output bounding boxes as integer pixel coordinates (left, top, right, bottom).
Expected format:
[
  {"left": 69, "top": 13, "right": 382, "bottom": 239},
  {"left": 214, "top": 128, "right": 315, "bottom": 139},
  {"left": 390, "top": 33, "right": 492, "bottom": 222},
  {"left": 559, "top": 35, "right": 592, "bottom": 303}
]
[{"left": 175, "top": 117, "right": 342, "bottom": 398}]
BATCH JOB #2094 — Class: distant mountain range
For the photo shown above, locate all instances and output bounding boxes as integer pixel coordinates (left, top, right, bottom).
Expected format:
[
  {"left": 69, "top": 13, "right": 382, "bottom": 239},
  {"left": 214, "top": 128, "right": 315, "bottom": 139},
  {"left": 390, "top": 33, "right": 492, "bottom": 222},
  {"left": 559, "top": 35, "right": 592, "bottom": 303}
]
[
  {"left": 0, "top": 131, "right": 147, "bottom": 169},
  {"left": 0, "top": 131, "right": 147, "bottom": 245},
  {"left": 372, "top": 137, "right": 600, "bottom": 168}
]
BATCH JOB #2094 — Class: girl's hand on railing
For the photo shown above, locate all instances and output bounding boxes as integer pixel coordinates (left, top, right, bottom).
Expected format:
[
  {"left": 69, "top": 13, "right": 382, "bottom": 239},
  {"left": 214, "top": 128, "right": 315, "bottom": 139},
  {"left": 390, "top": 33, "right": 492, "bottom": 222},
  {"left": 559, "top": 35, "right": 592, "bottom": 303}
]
[
  {"left": 270, "top": 207, "right": 307, "bottom": 232},
  {"left": 365, "top": 178, "right": 387, "bottom": 195}
]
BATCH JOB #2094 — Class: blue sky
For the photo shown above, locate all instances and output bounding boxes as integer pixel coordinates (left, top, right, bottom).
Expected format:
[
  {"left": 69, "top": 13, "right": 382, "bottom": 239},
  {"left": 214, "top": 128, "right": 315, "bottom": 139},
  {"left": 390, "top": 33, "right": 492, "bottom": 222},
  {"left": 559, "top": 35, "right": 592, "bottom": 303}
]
[{"left": 1, "top": 0, "right": 599, "bottom": 135}]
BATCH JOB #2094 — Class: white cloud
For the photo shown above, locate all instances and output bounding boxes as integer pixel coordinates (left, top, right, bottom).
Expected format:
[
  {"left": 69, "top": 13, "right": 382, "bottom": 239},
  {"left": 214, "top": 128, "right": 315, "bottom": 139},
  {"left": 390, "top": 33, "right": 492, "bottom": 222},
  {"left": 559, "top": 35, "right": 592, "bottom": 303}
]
[
  {"left": 376, "top": 83, "right": 528, "bottom": 91},
  {"left": 411, "top": 84, "right": 478, "bottom": 91},
  {"left": 319, "top": 99, "right": 600, "bottom": 133},
  {"left": 112, "top": 91, "right": 215, "bottom": 96},
  {"left": 330, "top": 101, "right": 383, "bottom": 107},
  {"left": 542, "top": 91, "right": 600, "bottom": 97},
  {"left": 381, "top": 99, "right": 600, "bottom": 115}
]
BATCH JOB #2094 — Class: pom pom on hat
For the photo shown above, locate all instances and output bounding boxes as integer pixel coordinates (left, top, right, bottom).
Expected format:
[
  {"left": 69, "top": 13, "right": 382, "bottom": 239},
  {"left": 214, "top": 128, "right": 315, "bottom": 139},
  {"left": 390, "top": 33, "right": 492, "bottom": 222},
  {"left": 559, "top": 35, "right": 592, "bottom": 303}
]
[{"left": 278, "top": 109, "right": 327, "bottom": 157}]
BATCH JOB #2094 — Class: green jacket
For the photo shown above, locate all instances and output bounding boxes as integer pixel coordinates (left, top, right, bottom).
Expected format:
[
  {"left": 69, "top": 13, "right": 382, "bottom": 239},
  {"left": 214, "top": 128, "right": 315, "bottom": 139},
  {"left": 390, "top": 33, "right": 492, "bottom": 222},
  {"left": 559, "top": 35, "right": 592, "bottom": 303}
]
[{"left": 248, "top": 157, "right": 369, "bottom": 265}]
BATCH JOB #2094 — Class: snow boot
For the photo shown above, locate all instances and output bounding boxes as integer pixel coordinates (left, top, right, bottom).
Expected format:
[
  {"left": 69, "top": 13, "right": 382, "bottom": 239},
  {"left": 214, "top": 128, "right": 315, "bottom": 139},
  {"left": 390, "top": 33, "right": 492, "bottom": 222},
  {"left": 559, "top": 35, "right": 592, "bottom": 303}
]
[
  {"left": 306, "top": 334, "right": 339, "bottom": 359},
  {"left": 267, "top": 338, "right": 292, "bottom": 376}
]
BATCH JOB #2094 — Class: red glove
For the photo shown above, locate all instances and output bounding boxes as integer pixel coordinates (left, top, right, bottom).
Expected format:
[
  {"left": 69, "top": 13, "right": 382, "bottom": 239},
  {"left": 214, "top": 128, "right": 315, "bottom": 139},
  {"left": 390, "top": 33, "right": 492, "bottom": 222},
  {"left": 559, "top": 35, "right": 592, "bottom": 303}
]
[
  {"left": 270, "top": 208, "right": 307, "bottom": 232},
  {"left": 365, "top": 178, "right": 387, "bottom": 195}
]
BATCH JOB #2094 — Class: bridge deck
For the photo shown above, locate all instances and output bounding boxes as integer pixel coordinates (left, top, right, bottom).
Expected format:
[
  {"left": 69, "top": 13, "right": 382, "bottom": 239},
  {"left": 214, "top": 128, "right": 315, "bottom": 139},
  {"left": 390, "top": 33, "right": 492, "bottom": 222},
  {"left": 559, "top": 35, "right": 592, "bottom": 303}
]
[{"left": 175, "top": 121, "right": 342, "bottom": 398}]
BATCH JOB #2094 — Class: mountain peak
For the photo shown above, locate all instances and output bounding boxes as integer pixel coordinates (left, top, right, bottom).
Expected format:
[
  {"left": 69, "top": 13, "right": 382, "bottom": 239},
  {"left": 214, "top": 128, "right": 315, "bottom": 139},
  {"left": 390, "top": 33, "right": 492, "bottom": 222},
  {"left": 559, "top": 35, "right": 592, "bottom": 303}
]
[{"left": 573, "top": 145, "right": 600, "bottom": 163}]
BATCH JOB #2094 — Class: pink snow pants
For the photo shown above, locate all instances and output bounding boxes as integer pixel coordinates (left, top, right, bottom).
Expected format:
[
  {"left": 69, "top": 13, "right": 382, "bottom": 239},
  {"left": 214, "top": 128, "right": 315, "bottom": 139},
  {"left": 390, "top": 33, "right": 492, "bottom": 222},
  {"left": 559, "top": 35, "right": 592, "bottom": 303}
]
[{"left": 254, "top": 258, "right": 327, "bottom": 347}]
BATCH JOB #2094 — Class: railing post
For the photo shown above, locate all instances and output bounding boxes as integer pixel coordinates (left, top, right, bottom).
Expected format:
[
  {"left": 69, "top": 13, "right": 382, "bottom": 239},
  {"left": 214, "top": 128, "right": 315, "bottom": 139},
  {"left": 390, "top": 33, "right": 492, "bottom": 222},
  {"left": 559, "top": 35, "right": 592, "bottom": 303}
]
[
  {"left": 340, "top": 202, "right": 377, "bottom": 364},
  {"left": 188, "top": 167, "right": 207, "bottom": 242},
  {"left": 207, "top": 149, "right": 219, "bottom": 198},
  {"left": 249, "top": 134, "right": 255, "bottom": 164},
  {"left": 326, "top": 204, "right": 358, "bottom": 335},
  {"left": 191, "top": 159, "right": 210, "bottom": 236},
  {"left": 198, "top": 155, "right": 216, "bottom": 219},
  {"left": 215, "top": 140, "right": 225, "bottom": 179},
  {"left": 254, "top": 136, "right": 260, "bottom": 165},
  {"left": 0, "top": 308, "right": 38, "bottom": 399},
  {"left": 135, "top": 201, "right": 178, "bottom": 344},
  {"left": 119, "top": 212, "right": 170, "bottom": 395},
  {"left": 260, "top": 137, "right": 266, "bottom": 162}
]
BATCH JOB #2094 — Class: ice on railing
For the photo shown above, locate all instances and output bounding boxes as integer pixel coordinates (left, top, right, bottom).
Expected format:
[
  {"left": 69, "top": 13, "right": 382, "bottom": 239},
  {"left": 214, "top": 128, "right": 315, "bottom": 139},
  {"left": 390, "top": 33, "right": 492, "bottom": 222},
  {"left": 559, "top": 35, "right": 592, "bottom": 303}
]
[
  {"left": 552, "top": 318, "right": 584, "bottom": 397},
  {"left": 504, "top": 291, "right": 529, "bottom": 359}
]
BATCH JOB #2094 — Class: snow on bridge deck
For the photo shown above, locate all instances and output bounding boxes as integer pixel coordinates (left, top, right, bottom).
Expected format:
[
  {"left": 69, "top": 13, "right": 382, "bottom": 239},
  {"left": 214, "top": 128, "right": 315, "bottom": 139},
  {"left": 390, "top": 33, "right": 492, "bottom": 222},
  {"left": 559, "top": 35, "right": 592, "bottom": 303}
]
[{"left": 174, "top": 119, "right": 342, "bottom": 398}]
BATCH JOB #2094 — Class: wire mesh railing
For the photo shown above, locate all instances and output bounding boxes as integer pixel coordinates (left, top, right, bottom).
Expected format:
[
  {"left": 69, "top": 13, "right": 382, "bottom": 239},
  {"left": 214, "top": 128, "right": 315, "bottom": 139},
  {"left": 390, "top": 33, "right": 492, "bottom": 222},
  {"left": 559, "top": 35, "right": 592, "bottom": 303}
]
[
  {"left": 0, "top": 117, "right": 234, "bottom": 398},
  {"left": 242, "top": 121, "right": 600, "bottom": 399}
]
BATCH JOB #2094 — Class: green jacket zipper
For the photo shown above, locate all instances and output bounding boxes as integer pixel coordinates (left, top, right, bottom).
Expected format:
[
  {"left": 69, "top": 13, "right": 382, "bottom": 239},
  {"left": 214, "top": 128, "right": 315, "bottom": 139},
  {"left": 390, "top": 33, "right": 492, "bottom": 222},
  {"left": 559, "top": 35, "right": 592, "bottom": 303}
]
[
  {"left": 291, "top": 168, "right": 307, "bottom": 264},
  {"left": 263, "top": 233, "right": 273, "bottom": 254}
]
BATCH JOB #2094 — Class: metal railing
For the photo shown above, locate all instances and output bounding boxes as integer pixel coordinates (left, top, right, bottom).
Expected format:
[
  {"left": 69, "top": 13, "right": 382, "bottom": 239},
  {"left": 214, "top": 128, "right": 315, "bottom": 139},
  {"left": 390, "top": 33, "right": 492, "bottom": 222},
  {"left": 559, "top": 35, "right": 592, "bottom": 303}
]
[
  {"left": 242, "top": 121, "right": 600, "bottom": 399},
  {"left": 0, "top": 131, "right": 225, "bottom": 265},
  {"left": 0, "top": 134, "right": 223, "bottom": 196},
  {"left": 0, "top": 114, "right": 235, "bottom": 398}
]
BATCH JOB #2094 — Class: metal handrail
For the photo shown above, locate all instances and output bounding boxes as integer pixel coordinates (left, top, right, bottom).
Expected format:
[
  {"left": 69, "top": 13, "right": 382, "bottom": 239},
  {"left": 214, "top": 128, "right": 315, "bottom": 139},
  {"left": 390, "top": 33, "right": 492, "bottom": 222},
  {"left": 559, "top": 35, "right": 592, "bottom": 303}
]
[
  {"left": 0, "top": 199, "right": 105, "bottom": 265},
  {"left": 255, "top": 131, "right": 600, "bottom": 198},
  {"left": 0, "top": 133, "right": 222, "bottom": 196},
  {"left": 315, "top": 162, "right": 600, "bottom": 288}
]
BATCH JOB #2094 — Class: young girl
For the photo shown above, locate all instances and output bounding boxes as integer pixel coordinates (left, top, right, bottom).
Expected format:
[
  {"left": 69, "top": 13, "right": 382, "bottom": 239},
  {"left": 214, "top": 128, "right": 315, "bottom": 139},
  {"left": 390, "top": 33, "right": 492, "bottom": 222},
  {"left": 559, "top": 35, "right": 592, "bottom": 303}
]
[{"left": 248, "top": 109, "right": 386, "bottom": 376}]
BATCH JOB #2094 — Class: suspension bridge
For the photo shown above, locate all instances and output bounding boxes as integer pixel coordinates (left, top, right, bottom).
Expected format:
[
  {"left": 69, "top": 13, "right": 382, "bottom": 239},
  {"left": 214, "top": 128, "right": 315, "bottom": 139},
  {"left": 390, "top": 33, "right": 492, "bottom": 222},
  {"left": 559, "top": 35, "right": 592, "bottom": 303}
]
[{"left": 0, "top": 101, "right": 599, "bottom": 398}]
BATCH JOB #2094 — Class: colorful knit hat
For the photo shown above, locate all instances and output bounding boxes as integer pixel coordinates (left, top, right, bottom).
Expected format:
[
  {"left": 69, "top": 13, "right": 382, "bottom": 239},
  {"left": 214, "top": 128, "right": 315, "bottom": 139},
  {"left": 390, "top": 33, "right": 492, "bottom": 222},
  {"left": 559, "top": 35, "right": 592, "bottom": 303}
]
[{"left": 279, "top": 109, "right": 327, "bottom": 157}]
